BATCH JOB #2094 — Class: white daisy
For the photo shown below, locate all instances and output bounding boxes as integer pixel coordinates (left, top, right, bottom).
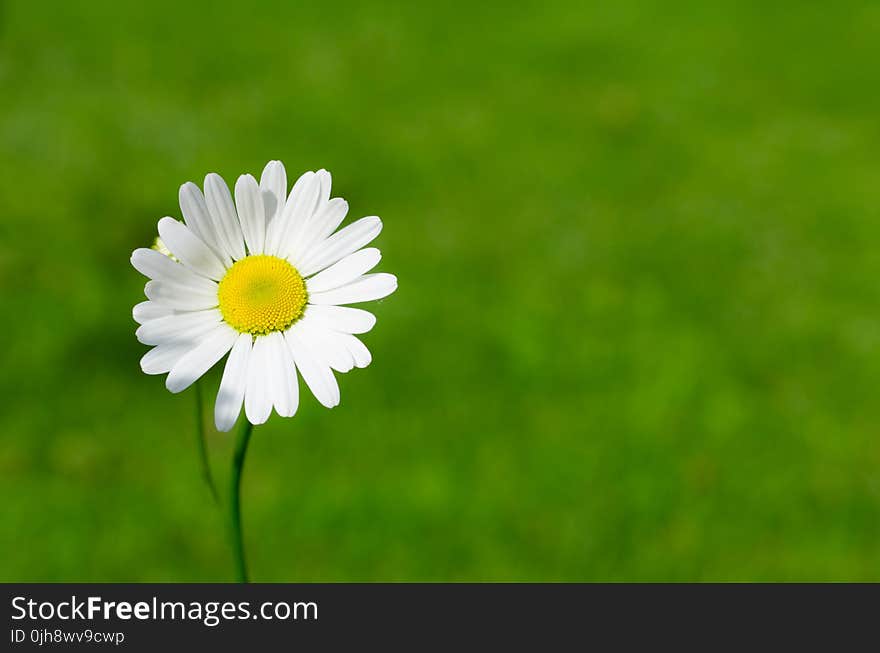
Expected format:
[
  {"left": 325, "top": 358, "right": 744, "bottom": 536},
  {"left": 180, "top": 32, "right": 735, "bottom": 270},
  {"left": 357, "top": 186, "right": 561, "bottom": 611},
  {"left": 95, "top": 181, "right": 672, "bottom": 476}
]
[{"left": 131, "top": 161, "right": 397, "bottom": 432}]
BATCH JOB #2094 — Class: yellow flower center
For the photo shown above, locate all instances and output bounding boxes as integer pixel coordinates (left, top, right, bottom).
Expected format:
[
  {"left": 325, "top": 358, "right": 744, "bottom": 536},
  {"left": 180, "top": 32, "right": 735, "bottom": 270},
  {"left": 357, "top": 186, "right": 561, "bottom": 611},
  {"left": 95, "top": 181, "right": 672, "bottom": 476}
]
[{"left": 218, "top": 255, "right": 307, "bottom": 335}]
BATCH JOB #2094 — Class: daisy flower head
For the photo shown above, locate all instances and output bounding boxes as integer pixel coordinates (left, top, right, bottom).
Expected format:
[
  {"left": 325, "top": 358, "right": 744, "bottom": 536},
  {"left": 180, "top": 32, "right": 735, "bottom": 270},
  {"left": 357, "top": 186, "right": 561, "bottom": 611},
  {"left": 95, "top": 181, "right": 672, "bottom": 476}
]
[{"left": 131, "top": 161, "right": 397, "bottom": 431}]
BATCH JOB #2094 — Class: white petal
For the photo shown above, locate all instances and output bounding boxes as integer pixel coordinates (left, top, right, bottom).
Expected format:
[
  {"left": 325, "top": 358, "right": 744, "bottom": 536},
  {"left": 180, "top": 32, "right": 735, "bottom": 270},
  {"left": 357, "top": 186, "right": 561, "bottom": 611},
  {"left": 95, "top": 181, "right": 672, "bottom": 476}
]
[
  {"left": 302, "top": 304, "right": 376, "bottom": 334},
  {"left": 285, "top": 325, "right": 340, "bottom": 408},
  {"left": 296, "top": 216, "right": 382, "bottom": 277},
  {"left": 166, "top": 323, "right": 237, "bottom": 393},
  {"left": 244, "top": 334, "right": 273, "bottom": 424},
  {"left": 131, "top": 248, "right": 218, "bottom": 292},
  {"left": 305, "top": 248, "right": 381, "bottom": 293},
  {"left": 133, "top": 300, "right": 173, "bottom": 325},
  {"left": 288, "top": 168, "right": 332, "bottom": 263},
  {"left": 158, "top": 217, "right": 226, "bottom": 280},
  {"left": 265, "top": 331, "right": 299, "bottom": 417},
  {"left": 306, "top": 328, "right": 371, "bottom": 369},
  {"left": 266, "top": 170, "right": 311, "bottom": 255},
  {"left": 135, "top": 309, "right": 222, "bottom": 346},
  {"left": 277, "top": 173, "right": 322, "bottom": 260},
  {"left": 337, "top": 332, "right": 372, "bottom": 368},
  {"left": 140, "top": 341, "right": 193, "bottom": 375},
  {"left": 315, "top": 169, "right": 331, "bottom": 206},
  {"left": 204, "top": 173, "right": 246, "bottom": 261},
  {"left": 260, "top": 160, "right": 287, "bottom": 222},
  {"left": 291, "top": 198, "right": 349, "bottom": 264},
  {"left": 307, "top": 273, "right": 397, "bottom": 306},
  {"left": 288, "top": 170, "right": 313, "bottom": 201},
  {"left": 144, "top": 279, "right": 219, "bottom": 311},
  {"left": 179, "top": 182, "right": 231, "bottom": 266},
  {"left": 214, "top": 333, "right": 252, "bottom": 432},
  {"left": 296, "top": 319, "right": 354, "bottom": 372},
  {"left": 234, "top": 174, "right": 266, "bottom": 255},
  {"left": 302, "top": 305, "right": 376, "bottom": 334}
]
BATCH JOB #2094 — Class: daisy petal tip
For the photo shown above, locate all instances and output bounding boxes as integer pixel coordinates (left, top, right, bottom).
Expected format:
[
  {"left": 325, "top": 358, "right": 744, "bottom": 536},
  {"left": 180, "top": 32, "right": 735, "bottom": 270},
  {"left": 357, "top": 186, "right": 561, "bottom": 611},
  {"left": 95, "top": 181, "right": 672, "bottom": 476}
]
[
  {"left": 134, "top": 326, "right": 149, "bottom": 345},
  {"left": 179, "top": 181, "right": 198, "bottom": 198},
  {"left": 213, "top": 414, "right": 236, "bottom": 433},
  {"left": 236, "top": 172, "right": 257, "bottom": 188},
  {"left": 261, "top": 160, "right": 287, "bottom": 184},
  {"left": 165, "top": 376, "right": 188, "bottom": 394},
  {"left": 244, "top": 411, "right": 270, "bottom": 426}
]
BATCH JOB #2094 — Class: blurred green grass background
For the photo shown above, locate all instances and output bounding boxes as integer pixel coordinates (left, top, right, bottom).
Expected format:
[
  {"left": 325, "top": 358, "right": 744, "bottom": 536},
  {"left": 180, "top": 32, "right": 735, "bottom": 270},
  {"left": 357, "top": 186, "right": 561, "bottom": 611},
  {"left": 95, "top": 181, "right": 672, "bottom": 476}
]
[{"left": 2, "top": 0, "right": 880, "bottom": 581}]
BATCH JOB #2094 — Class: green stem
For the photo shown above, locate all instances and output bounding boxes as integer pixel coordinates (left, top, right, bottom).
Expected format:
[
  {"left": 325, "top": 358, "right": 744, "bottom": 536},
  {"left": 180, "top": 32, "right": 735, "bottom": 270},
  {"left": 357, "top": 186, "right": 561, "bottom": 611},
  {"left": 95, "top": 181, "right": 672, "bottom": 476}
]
[
  {"left": 230, "top": 420, "right": 254, "bottom": 583},
  {"left": 194, "top": 382, "right": 220, "bottom": 504}
]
